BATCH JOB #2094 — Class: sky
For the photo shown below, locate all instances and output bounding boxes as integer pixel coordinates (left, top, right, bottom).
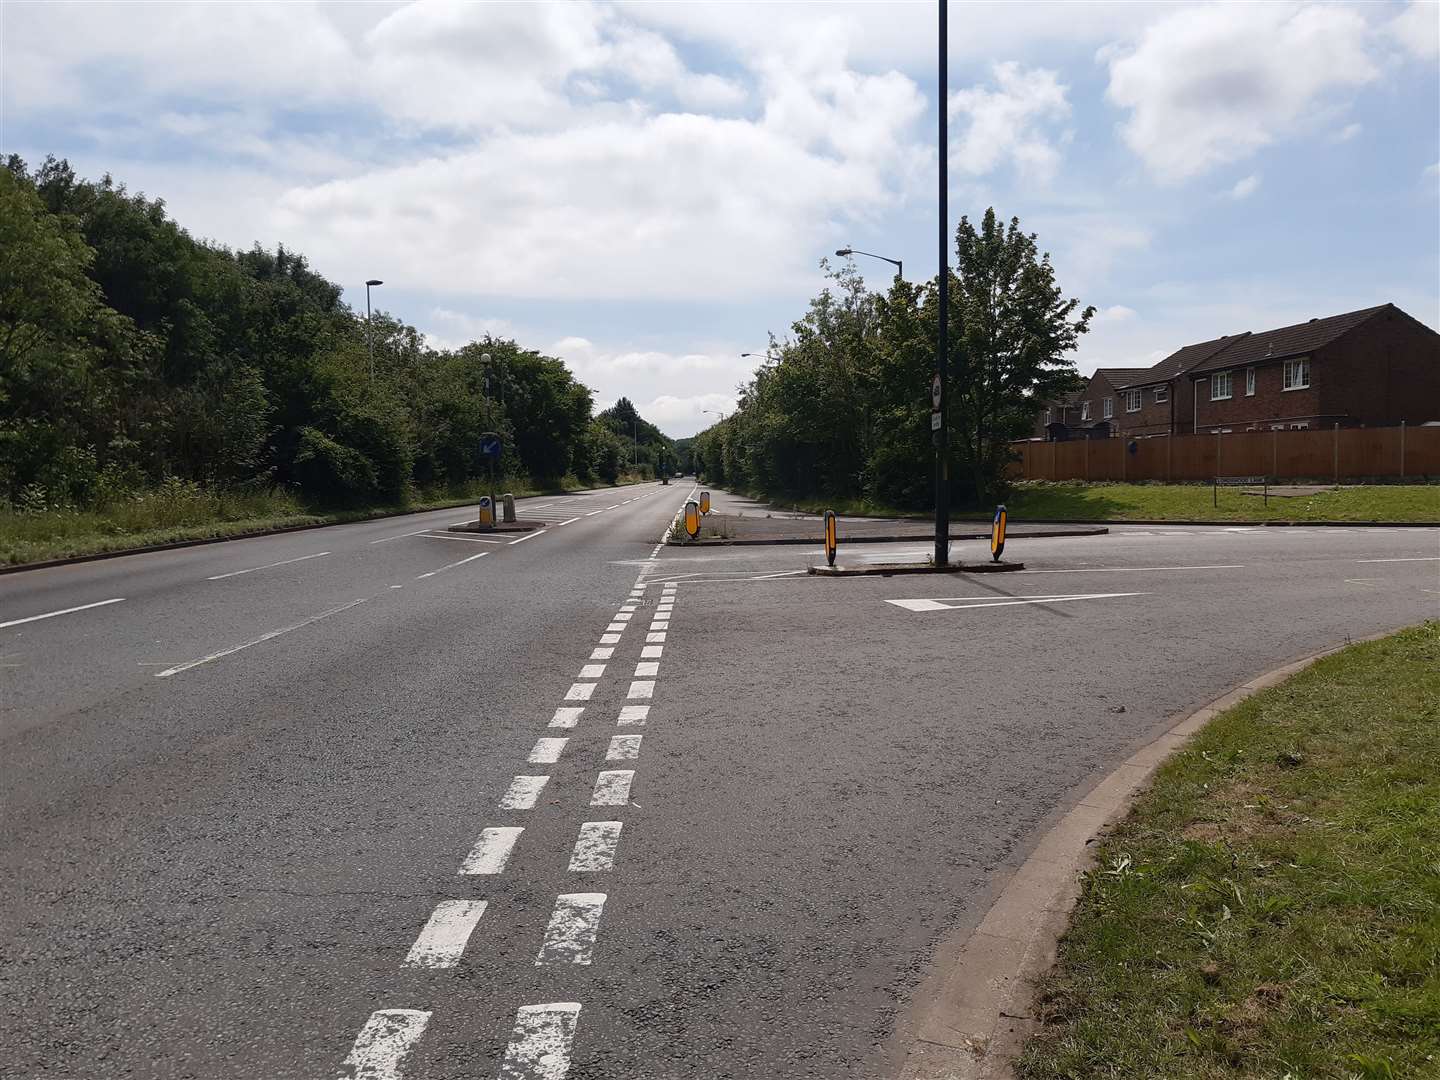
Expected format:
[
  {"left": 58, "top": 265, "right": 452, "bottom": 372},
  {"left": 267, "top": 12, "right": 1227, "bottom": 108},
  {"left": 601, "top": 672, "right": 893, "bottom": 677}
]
[{"left": 3, "top": 0, "right": 1437, "bottom": 437}]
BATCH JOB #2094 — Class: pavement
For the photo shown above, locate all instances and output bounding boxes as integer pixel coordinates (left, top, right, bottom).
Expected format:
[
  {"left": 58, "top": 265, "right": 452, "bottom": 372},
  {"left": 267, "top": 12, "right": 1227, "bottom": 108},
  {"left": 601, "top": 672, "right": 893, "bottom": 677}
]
[{"left": 2, "top": 481, "right": 1437, "bottom": 1078}]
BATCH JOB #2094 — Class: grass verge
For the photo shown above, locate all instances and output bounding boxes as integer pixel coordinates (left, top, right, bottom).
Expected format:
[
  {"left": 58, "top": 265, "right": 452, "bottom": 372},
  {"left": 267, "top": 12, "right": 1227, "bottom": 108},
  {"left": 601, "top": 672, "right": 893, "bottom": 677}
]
[{"left": 1018, "top": 621, "right": 1440, "bottom": 1080}]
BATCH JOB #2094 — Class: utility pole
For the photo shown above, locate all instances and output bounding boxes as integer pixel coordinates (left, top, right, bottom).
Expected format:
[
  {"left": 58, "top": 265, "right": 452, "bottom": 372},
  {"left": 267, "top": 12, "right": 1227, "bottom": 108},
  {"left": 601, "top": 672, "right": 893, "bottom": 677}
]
[
  {"left": 365, "top": 279, "right": 383, "bottom": 379},
  {"left": 934, "top": 0, "right": 950, "bottom": 567}
]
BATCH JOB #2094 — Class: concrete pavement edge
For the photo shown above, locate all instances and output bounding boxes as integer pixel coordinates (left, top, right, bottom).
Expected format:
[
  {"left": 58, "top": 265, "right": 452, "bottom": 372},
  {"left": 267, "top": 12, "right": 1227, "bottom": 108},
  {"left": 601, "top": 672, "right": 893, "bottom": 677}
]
[{"left": 894, "top": 626, "right": 1404, "bottom": 1080}]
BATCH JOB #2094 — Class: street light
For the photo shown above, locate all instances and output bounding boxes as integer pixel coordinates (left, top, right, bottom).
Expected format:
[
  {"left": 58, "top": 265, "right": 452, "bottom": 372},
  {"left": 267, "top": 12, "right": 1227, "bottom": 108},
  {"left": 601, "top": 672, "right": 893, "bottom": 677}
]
[
  {"left": 701, "top": 408, "right": 728, "bottom": 422},
  {"left": 632, "top": 418, "right": 639, "bottom": 474},
  {"left": 364, "top": 279, "right": 383, "bottom": 379},
  {"left": 834, "top": 247, "right": 902, "bottom": 281},
  {"left": 740, "top": 351, "right": 779, "bottom": 361}
]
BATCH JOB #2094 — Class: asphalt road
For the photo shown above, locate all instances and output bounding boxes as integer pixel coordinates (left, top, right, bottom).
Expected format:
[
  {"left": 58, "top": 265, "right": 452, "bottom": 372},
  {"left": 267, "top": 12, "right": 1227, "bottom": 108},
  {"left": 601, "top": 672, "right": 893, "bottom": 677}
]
[{"left": 2, "top": 483, "right": 1436, "bottom": 1079}]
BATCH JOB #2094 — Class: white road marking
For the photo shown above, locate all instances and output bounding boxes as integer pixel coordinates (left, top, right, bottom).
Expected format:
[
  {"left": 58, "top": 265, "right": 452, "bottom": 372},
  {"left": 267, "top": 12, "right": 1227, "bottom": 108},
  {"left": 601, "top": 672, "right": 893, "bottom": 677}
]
[
  {"left": 641, "top": 645, "right": 663, "bottom": 658},
  {"left": 535, "top": 893, "right": 607, "bottom": 965},
  {"left": 416, "top": 551, "right": 489, "bottom": 578},
  {"left": 605, "top": 503, "right": 621, "bottom": 509},
  {"left": 614, "top": 613, "right": 632, "bottom": 622},
  {"left": 340, "top": 1009, "right": 431, "bottom": 1079},
  {"left": 578, "top": 663, "right": 606, "bottom": 679},
  {"left": 591, "top": 769, "right": 635, "bottom": 805},
  {"left": 1355, "top": 556, "right": 1440, "bottom": 563},
  {"left": 645, "top": 632, "right": 666, "bottom": 643},
  {"left": 885, "top": 592, "right": 1147, "bottom": 613},
  {"left": 590, "top": 647, "right": 614, "bottom": 660},
  {"left": 206, "top": 551, "right": 329, "bottom": 580},
  {"left": 369, "top": 528, "right": 432, "bottom": 544},
  {"left": 529, "top": 737, "right": 568, "bottom": 764},
  {"left": 565, "top": 682, "right": 597, "bottom": 701},
  {"left": 606, "top": 734, "right": 642, "bottom": 761},
  {"left": 1, "top": 597, "right": 125, "bottom": 630},
  {"left": 403, "top": 900, "right": 488, "bottom": 969},
  {"left": 509, "top": 529, "right": 548, "bottom": 545},
  {"left": 498, "top": 1003, "right": 581, "bottom": 1080},
  {"left": 419, "top": 533, "right": 502, "bottom": 544},
  {"left": 619, "top": 604, "right": 637, "bottom": 613},
  {"left": 617, "top": 705, "right": 649, "bottom": 725},
  {"left": 585, "top": 509, "right": 606, "bottom": 516},
  {"left": 568, "top": 821, "right": 623, "bottom": 871},
  {"left": 500, "top": 775, "right": 550, "bottom": 809},
  {"left": 634, "top": 661, "right": 659, "bottom": 677},
  {"left": 550, "top": 707, "right": 584, "bottom": 728},
  {"left": 1016, "top": 564, "right": 1243, "bottom": 574},
  {"left": 627, "top": 680, "right": 655, "bottom": 699},
  {"left": 155, "top": 599, "right": 366, "bottom": 677},
  {"left": 649, "top": 620, "right": 669, "bottom": 631},
  {"left": 460, "top": 826, "right": 523, "bottom": 874},
  {"left": 599, "top": 633, "right": 622, "bottom": 644},
  {"left": 554, "top": 517, "right": 581, "bottom": 527},
  {"left": 605, "top": 622, "right": 625, "bottom": 633}
]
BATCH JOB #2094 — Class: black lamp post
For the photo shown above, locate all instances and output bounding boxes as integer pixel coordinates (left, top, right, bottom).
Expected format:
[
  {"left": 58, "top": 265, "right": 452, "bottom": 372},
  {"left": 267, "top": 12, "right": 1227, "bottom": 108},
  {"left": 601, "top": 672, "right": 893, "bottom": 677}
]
[
  {"left": 834, "top": 247, "right": 902, "bottom": 281},
  {"left": 364, "top": 279, "right": 383, "bottom": 379}
]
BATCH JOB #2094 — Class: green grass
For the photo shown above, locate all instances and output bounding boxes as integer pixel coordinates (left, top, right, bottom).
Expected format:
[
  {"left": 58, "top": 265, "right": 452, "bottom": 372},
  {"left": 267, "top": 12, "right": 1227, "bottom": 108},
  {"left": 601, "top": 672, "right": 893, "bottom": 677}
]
[
  {"left": 0, "top": 475, "right": 655, "bottom": 567},
  {"left": 1018, "top": 622, "right": 1440, "bottom": 1080}
]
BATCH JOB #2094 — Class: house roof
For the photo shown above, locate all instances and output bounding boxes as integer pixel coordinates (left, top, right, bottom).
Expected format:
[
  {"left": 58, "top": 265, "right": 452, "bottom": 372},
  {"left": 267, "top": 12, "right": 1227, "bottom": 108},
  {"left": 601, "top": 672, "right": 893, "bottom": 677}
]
[
  {"left": 1186, "top": 304, "right": 1393, "bottom": 376},
  {"left": 1093, "top": 367, "right": 1154, "bottom": 387},
  {"left": 1111, "top": 335, "right": 1242, "bottom": 388}
]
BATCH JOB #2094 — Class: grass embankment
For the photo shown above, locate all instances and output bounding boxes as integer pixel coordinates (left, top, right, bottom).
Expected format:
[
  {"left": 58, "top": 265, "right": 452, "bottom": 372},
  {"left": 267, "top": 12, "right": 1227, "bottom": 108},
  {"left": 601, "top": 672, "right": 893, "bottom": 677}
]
[
  {"left": 1019, "top": 622, "right": 1440, "bottom": 1080},
  {"left": 766, "top": 482, "right": 1440, "bottom": 523},
  {"left": 0, "top": 473, "right": 656, "bottom": 567}
]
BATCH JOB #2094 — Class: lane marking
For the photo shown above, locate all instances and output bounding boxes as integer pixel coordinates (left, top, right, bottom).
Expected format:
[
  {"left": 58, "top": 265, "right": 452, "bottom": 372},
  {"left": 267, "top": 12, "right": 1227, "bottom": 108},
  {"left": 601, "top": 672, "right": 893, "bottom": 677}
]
[
  {"left": 605, "top": 622, "right": 625, "bottom": 633},
  {"left": 460, "top": 826, "right": 523, "bottom": 875},
  {"left": 885, "top": 592, "right": 1147, "bottom": 613},
  {"left": 499, "top": 1003, "right": 581, "bottom": 1080},
  {"left": 649, "top": 620, "right": 669, "bottom": 631},
  {"left": 569, "top": 822, "right": 623, "bottom": 871},
  {"left": 619, "top": 604, "right": 638, "bottom": 613},
  {"left": 645, "top": 632, "right": 666, "bottom": 643},
  {"left": 554, "top": 517, "right": 581, "bottom": 527},
  {"left": 606, "top": 734, "right": 642, "bottom": 761},
  {"left": 590, "top": 647, "right": 614, "bottom": 660},
  {"left": 640, "top": 645, "right": 663, "bottom": 658},
  {"left": 403, "top": 900, "right": 488, "bottom": 969},
  {"left": 206, "top": 551, "right": 330, "bottom": 580},
  {"left": 509, "top": 529, "right": 548, "bottom": 545},
  {"left": 634, "top": 661, "right": 659, "bottom": 677},
  {"left": 627, "top": 680, "right": 655, "bottom": 699},
  {"left": 585, "top": 509, "right": 606, "bottom": 516},
  {"left": 614, "top": 613, "right": 632, "bottom": 622},
  {"left": 617, "top": 705, "right": 649, "bottom": 726},
  {"left": 416, "top": 550, "right": 489, "bottom": 579},
  {"left": 535, "top": 893, "right": 607, "bottom": 965},
  {"left": 605, "top": 504, "right": 621, "bottom": 510},
  {"left": 599, "top": 633, "right": 622, "bottom": 644},
  {"left": 529, "top": 737, "right": 568, "bottom": 764},
  {"left": 340, "top": 1009, "right": 431, "bottom": 1078},
  {"left": 1, "top": 597, "right": 125, "bottom": 630},
  {"left": 499, "top": 775, "right": 550, "bottom": 809},
  {"left": 155, "top": 599, "right": 366, "bottom": 677},
  {"left": 1016, "top": 564, "right": 1243, "bottom": 574},
  {"left": 550, "top": 707, "right": 584, "bottom": 729},
  {"left": 591, "top": 769, "right": 635, "bottom": 805},
  {"left": 1355, "top": 556, "right": 1440, "bottom": 563},
  {"left": 578, "top": 663, "right": 606, "bottom": 679},
  {"left": 369, "top": 528, "right": 432, "bottom": 544},
  {"left": 565, "top": 682, "right": 597, "bottom": 701},
  {"left": 419, "top": 533, "right": 502, "bottom": 544}
]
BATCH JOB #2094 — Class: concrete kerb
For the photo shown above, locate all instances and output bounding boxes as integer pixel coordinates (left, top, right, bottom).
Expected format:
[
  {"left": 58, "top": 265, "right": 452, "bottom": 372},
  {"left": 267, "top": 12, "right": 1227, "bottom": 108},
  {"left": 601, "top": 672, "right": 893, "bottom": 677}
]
[
  {"left": 670, "top": 527, "right": 1106, "bottom": 547},
  {"left": 894, "top": 628, "right": 1399, "bottom": 1080},
  {"left": 810, "top": 562, "right": 1025, "bottom": 577}
]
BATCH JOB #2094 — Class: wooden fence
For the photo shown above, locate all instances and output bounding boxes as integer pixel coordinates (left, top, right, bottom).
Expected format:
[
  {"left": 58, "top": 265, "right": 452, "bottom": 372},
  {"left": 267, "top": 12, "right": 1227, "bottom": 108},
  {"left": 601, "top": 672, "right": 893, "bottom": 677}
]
[{"left": 1010, "top": 424, "right": 1440, "bottom": 483}]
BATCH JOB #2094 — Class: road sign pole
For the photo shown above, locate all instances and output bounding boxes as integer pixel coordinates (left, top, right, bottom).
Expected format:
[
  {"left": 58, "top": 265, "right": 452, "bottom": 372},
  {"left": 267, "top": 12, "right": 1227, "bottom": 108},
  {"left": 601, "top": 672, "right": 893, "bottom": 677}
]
[{"left": 934, "top": 0, "right": 950, "bottom": 568}]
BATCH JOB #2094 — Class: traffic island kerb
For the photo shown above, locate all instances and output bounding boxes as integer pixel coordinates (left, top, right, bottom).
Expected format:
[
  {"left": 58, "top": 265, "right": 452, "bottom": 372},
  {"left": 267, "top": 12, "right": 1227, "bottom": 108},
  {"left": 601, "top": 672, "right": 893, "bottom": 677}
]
[
  {"left": 809, "top": 561, "right": 1024, "bottom": 576},
  {"left": 447, "top": 521, "right": 546, "bottom": 534}
]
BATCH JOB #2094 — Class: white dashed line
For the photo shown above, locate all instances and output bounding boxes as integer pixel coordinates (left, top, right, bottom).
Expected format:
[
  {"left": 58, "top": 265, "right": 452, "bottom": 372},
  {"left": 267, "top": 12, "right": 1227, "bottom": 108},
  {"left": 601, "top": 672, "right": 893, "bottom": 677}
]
[
  {"left": 565, "top": 682, "right": 597, "bottom": 700},
  {"left": 499, "top": 775, "right": 550, "bottom": 809},
  {"left": 403, "top": 900, "right": 488, "bottom": 969},
  {"left": 613, "top": 613, "right": 632, "bottom": 622},
  {"left": 0, "top": 597, "right": 125, "bottom": 630},
  {"left": 416, "top": 550, "right": 489, "bottom": 579},
  {"left": 590, "top": 647, "right": 614, "bottom": 660},
  {"left": 568, "top": 821, "right": 623, "bottom": 871},
  {"left": 617, "top": 705, "right": 649, "bottom": 725},
  {"left": 460, "top": 826, "right": 524, "bottom": 875},
  {"left": 339, "top": 1009, "right": 431, "bottom": 1079},
  {"left": 206, "top": 551, "right": 329, "bottom": 580},
  {"left": 578, "top": 663, "right": 606, "bottom": 679},
  {"left": 419, "top": 532, "right": 503, "bottom": 544},
  {"left": 599, "top": 633, "right": 622, "bottom": 644},
  {"left": 626, "top": 680, "right": 655, "bottom": 699},
  {"left": 645, "top": 632, "right": 666, "bottom": 643},
  {"left": 649, "top": 621, "right": 669, "bottom": 631},
  {"left": 369, "top": 528, "right": 432, "bottom": 544},
  {"left": 640, "top": 645, "right": 663, "bottom": 658},
  {"left": 591, "top": 770, "right": 635, "bottom": 805},
  {"left": 498, "top": 1003, "right": 581, "bottom": 1080},
  {"left": 634, "top": 661, "right": 659, "bottom": 677},
  {"left": 154, "top": 598, "right": 366, "bottom": 677},
  {"left": 550, "top": 707, "right": 584, "bottom": 728},
  {"left": 528, "top": 737, "right": 568, "bottom": 764},
  {"left": 535, "top": 893, "right": 607, "bottom": 965},
  {"left": 606, "top": 734, "right": 642, "bottom": 761},
  {"left": 554, "top": 517, "right": 581, "bottom": 527},
  {"left": 605, "top": 622, "right": 625, "bottom": 633},
  {"left": 1355, "top": 556, "right": 1440, "bottom": 563},
  {"left": 509, "top": 529, "right": 548, "bottom": 545}
]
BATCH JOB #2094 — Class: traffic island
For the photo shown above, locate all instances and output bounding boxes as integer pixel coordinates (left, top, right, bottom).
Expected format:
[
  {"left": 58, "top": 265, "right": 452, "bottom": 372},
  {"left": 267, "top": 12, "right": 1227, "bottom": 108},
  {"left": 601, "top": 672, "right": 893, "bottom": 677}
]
[
  {"left": 809, "top": 561, "right": 1024, "bottom": 576},
  {"left": 668, "top": 514, "right": 1104, "bottom": 546}
]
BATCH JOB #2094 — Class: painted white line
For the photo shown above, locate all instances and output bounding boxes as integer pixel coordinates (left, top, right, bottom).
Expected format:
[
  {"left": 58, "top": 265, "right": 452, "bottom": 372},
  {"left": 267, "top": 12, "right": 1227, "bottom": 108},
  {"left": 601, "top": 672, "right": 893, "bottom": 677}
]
[
  {"left": 535, "top": 893, "right": 607, "bottom": 965},
  {"left": 627, "top": 680, "right": 655, "bottom": 700},
  {"left": 340, "top": 1009, "right": 431, "bottom": 1079},
  {"left": 1, "top": 597, "right": 125, "bottom": 630},
  {"left": 369, "top": 528, "right": 432, "bottom": 544},
  {"left": 619, "top": 604, "right": 637, "bottom": 613},
  {"left": 578, "top": 663, "right": 607, "bottom": 679},
  {"left": 529, "top": 737, "right": 568, "bottom": 764},
  {"left": 207, "top": 551, "right": 329, "bottom": 580},
  {"left": 617, "top": 705, "right": 649, "bottom": 726},
  {"left": 585, "top": 509, "right": 606, "bottom": 516},
  {"left": 155, "top": 599, "right": 366, "bottom": 677},
  {"left": 599, "top": 633, "right": 622, "bottom": 644},
  {"left": 591, "top": 769, "right": 635, "bottom": 806},
  {"left": 605, "top": 622, "right": 626, "bottom": 633},
  {"left": 605, "top": 504, "right": 621, "bottom": 510},
  {"left": 565, "top": 682, "right": 597, "bottom": 701},
  {"left": 640, "top": 645, "right": 663, "bottom": 659},
  {"left": 498, "top": 1003, "right": 581, "bottom": 1080},
  {"left": 509, "top": 529, "right": 548, "bottom": 545},
  {"left": 645, "top": 632, "right": 666, "bottom": 643},
  {"left": 500, "top": 775, "right": 550, "bottom": 809},
  {"left": 569, "top": 821, "right": 623, "bottom": 871},
  {"left": 1016, "top": 564, "right": 1244, "bottom": 575},
  {"left": 634, "top": 661, "right": 659, "bottom": 677},
  {"left": 884, "top": 592, "right": 1147, "bottom": 613},
  {"left": 613, "top": 613, "right": 632, "bottom": 622},
  {"left": 419, "top": 533, "right": 503, "bottom": 544},
  {"left": 606, "top": 734, "right": 642, "bottom": 761},
  {"left": 1355, "top": 556, "right": 1440, "bottom": 563},
  {"left": 590, "top": 647, "right": 614, "bottom": 660},
  {"left": 649, "top": 620, "right": 669, "bottom": 631},
  {"left": 416, "top": 551, "right": 489, "bottom": 578},
  {"left": 403, "top": 900, "right": 488, "bottom": 969},
  {"left": 550, "top": 707, "right": 584, "bottom": 729},
  {"left": 460, "top": 826, "right": 523, "bottom": 875},
  {"left": 553, "top": 517, "right": 580, "bottom": 527}
]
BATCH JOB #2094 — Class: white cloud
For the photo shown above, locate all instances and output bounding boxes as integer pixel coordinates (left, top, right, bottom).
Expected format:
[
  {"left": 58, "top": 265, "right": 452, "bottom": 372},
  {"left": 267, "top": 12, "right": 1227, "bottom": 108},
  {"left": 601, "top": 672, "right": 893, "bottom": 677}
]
[
  {"left": 1093, "top": 304, "right": 1137, "bottom": 323},
  {"left": 1389, "top": 1, "right": 1440, "bottom": 61},
  {"left": 1331, "top": 122, "right": 1364, "bottom": 142},
  {"left": 1228, "top": 174, "right": 1262, "bottom": 200},
  {"left": 1104, "top": 2, "right": 1379, "bottom": 182},
  {"left": 1426, "top": 161, "right": 1440, "bottom": 181},
  {"left": 422, "top": 309, "right": 516, "bottom": 351},
  {"left": 950, "top": 62, "right": 1071, "bottom": 184}
]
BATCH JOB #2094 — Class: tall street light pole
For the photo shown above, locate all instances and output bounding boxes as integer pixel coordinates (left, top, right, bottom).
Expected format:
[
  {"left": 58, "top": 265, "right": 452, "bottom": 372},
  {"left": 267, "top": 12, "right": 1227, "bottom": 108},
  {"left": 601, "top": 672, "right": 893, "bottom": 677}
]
[
  {"left": 934, "top": 0, "right": 950, "bottom": 567},
  {"left": 632, "top": 418, "right": 639, "bottom": 474},
  {"left": 834, "top": 247, "right": 903, "bottom": 282},
  {"left": 365, "top": 279, "right": 383, "bottom": 379}
]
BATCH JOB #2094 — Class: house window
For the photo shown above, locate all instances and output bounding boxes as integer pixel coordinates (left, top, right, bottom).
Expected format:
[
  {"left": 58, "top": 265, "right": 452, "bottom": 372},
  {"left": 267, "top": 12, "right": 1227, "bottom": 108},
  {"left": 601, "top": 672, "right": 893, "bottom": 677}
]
[
  {"left": 1081, "top": 401, "right": 1091, "bottom": 420},
  {"left": 1103, "top": 397, "right": 1114, "bottom": 419},
  {"left": 1154, "top": 385, "right": 1169, "bottom": 404},
  {"left": 1045, "top": 408, "right": 1052, "bottom": 425},
  {"left": 1245, "top": 368, "right": 1256, "bottom": 396},
  {"left": 1211, "top": 370, "right": 1233, "bottom": 400},
  {"left": 1289, "top": 422, "right": 1309, "bottom": 430},
  {"left": 1283, "top": 357, "right": 1310, "bottom": 390},
  {"left": 1125, "top": 389, "right": 1142, "bottom": 412}
]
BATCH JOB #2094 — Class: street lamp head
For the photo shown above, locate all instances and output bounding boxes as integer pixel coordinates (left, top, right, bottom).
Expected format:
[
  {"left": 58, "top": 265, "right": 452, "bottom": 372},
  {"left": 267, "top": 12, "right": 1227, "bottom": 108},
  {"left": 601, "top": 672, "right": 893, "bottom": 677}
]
[
  {"left": 835, "top": 248, "right": 853, "bottom": 257},
  {"left": 480, "top": 352, "right": 492, "bottom": 364},
  {"left": 365, "top": 279, "right": 383, "bottom": 287}
]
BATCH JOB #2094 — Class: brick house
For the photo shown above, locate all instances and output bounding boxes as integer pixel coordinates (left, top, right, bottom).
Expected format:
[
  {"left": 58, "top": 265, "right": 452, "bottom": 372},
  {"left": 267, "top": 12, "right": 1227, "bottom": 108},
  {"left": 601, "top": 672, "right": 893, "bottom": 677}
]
[
  {"left": 1037, "top": 368, "right": 1148, "bottom": 439},
  {"left": 1106, "top": 335, "right": 1240, "bottom": 437},
  {"left": 1185, "top": 304, "right": 1440, "bottom": 433}
]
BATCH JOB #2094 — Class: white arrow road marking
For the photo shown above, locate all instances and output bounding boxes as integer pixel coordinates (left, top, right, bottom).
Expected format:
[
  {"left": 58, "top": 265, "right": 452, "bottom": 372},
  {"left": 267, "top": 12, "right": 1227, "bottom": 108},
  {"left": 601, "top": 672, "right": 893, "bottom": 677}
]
[
  {"left": 885, "top": 592, "right": 1148, "bottom": 613},
  {"left": 568, "top": 821, "right": 623, "bottom": 871},
  {"left": 403, "top": 900, "right": 488, "bottom": 969},
  {"left": 535, "top": 894, "right": 607, "bottom": 965},
  {"left": 498, "top": 1003, "right": 581, "bottom": 1080},
  {"left": 206, "top": 551, "right": 329, "bottom": 580},
  {"left": 459, "top": 827, "right": 523, "bottom": 875},
  {"left": 155, "top": 599, "right": 366, "bottom": 677},
  {"left": 339, "top": 1009, "right": 431, "bottom": 1079},
  {"left": 0, "top": 597, "right": 125, "bottom": 630}
]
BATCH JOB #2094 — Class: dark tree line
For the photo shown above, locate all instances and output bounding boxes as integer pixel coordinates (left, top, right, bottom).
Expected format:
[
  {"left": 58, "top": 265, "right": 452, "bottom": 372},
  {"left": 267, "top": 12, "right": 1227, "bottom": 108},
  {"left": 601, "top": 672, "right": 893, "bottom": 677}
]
[
  {"left": 0, "top": 157, "right": 674, "bottom": 510},
  {"left": 693, "top": 209, "right": 1093, "bottom": 507}
]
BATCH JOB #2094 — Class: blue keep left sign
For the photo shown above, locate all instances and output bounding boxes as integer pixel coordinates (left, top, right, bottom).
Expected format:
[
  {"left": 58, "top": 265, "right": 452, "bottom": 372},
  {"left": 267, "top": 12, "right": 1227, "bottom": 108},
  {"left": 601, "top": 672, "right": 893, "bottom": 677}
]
[{"left": 479, "top": 433, "right": 502, "bottom": 458}]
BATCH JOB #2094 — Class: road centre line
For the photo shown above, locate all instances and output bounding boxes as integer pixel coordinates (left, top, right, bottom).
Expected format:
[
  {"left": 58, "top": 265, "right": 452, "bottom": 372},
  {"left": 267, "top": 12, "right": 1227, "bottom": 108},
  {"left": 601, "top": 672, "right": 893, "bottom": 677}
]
[
  {"left": 1, "top": 597, "right": 125, "bottom": 630},
  {"left": 460, "top": 826, "right": 524, "bottom": 874},
  {"left": 591, "top": 769, "right": 635, "bottom": 805},
  {"left": 403, "top": 900, "right": 488, "bottom": 969},
  {"left": 569, "top": 822, "right": 623, "bottom": 871},
  {"left": 155, "top": 598, "right": 366, "bottom": 677},
  {"left": 554, "top": 517, "right": 581, "bottom": 527},
  {"left": 535, "top": 893, "right": 607, "bottom": 965},
  {"left": 416, "top": 551, "right": 489, "bottom": 579},
  {"left": 1016, "top": 564, "right": 1243, "bottom": 574},
  {"left": 1355, "top": 556, "right": 1440, "bottom": 563},
  {"left": 419, "top": 532, "right": 502, "bottom": 543},
  {"left": 500, "top": 1003, "right": 581, "bottom": 1079},
  {"left": 499, "top": 775, "right": 550, "bottom": 809},
  {"left": 339, "top": 1010, "right": 431, "bottom": 1079},
  {"left": 885, "top": 592, "right": 1147, "bottom": 613},
  {"left": 206, "top": 552, "right": 330, "bottom": 580},
  {"left": 509, "top": 529, "right": 548, "bottom": 545}
]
